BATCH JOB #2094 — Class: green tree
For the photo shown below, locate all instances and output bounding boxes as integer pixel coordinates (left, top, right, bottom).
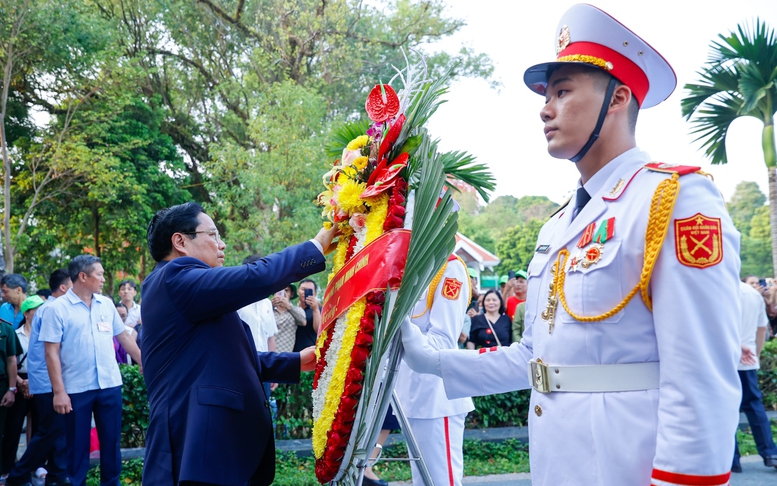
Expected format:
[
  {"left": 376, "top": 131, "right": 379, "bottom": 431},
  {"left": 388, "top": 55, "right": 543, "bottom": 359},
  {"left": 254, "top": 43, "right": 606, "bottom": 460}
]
[
  {"left": 494, "top": 220, "right": 544, "bottom": 274},
  {"left": 682, "top": 19, "right": 777, "bottom": 276},
  {"left": 729, "top": 181, "right": 767, "bottom": 234}
]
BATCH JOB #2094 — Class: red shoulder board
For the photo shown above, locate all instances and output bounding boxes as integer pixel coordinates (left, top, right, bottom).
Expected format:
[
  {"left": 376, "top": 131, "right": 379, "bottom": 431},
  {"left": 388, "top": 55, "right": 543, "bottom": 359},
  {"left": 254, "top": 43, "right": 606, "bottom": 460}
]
[
  {"left": 644, "top": 162, "right": 700, "bottom": 176},
  {"left": 448, "top": 254, "right": 459, "bottom": 261}
]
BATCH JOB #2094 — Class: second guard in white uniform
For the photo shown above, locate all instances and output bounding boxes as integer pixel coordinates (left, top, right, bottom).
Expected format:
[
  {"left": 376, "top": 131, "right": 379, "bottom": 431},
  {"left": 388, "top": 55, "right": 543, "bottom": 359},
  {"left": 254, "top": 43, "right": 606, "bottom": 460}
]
[
  {"left": 402, "top": 5, "right": 742, "bottom": 486},
  {"left": 394, "top": 255, "right": 474, "bottom": 486}
]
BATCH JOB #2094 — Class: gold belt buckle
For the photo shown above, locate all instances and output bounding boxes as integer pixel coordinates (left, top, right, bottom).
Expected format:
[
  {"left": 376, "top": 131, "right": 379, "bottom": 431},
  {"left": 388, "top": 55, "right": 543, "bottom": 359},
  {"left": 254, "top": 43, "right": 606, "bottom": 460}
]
[{"left": 531, "top": 359, "right": 551, "bottom": 393}]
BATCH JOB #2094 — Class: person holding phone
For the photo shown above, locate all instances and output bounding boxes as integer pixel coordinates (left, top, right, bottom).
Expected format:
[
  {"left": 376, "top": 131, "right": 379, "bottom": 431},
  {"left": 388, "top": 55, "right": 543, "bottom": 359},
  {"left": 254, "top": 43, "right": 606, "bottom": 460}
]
[{"left": 293, "top": 279, "right": 321, "bottom": 352}]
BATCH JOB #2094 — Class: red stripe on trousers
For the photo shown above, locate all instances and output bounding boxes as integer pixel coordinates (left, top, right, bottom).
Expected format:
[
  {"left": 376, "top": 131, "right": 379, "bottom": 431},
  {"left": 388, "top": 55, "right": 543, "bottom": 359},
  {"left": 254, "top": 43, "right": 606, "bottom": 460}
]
[
  {"left": 444, "top": 416, "right": 454, "bottom": 486},
  {"left": 651, "top": 468, "right": 731, "bottom": 485}
]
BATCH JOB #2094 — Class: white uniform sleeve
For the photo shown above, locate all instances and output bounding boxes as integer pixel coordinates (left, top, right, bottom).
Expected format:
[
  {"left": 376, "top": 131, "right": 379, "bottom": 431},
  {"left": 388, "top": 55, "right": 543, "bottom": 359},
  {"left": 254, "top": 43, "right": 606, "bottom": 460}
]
[
  {"left": 420, "top": 259, "right": 470, "bottom": 351},
  {"left": 649, "top": 174, "right": 741, "bottom": 485}
]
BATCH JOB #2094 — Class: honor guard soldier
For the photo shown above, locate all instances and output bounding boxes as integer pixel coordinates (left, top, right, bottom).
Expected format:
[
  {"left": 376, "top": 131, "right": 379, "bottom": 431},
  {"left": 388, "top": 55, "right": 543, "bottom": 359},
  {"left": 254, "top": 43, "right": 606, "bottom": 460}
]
[
  {"left": 401, "top": 4, "right": 742, "bottom": 486},
  {"left": 394, "top": 254, "right": 474, "bottom": 486}
]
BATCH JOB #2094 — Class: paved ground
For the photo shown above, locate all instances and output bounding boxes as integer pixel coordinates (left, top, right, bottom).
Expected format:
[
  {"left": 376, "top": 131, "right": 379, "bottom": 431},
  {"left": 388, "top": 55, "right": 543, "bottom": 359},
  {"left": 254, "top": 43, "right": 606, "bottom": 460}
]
[{"left": 388, "top": 454, "right": 777, "bottom": 486}]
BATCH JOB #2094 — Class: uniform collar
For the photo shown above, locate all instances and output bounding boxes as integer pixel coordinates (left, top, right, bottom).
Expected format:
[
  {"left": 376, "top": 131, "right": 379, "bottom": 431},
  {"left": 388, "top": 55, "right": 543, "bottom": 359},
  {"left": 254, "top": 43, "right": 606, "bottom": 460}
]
[{"left": 578, "top": 147, "right": 645, "bottom": 198}]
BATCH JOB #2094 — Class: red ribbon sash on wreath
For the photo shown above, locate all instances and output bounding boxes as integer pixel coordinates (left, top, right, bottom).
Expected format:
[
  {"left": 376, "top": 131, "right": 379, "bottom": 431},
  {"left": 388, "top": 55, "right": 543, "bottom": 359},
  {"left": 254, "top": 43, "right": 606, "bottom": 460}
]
[{"left": 321, "top": 229, "right": 411, "bottom": 332}]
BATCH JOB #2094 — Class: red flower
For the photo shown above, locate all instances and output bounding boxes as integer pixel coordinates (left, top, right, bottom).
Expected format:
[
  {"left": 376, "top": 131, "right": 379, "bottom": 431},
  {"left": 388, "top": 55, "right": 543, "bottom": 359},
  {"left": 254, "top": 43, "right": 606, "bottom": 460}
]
[
  {"left": 351, "top": 346, "right": 369, "bottom": 368},
  {"left": 365, "top": 84, "right": 400, "bottom": 123},
  {"left": 378, "top": 114, "right": 405, "bottom": 162},
  {"left": 345, "top": 234, "right": 358, "bottom": 261},
  {"left": 355, "top": 332, "right": 374, "bottom": 347},
  {"left": 344, "top": 380, "right": 363, "bottom": 397}
]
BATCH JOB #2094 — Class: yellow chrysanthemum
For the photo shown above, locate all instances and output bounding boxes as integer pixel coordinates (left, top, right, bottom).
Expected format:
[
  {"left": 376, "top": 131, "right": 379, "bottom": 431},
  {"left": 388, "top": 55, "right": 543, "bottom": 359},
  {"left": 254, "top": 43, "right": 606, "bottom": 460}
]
[
  {"left": 322, "top": 221, "right": 333, "bottom": 230},
  {"left": 346, "top": 135, "right": 370, "bottom": 151},
  {"left": 365, "top": 193, "right": 390, "bottom": 243},
  {"left": 336, "top": 179, "right": 367, "bottom": 214},
  {"left": 353, "top": 156, "right": 369, "bottom": 171},
  {"left": 312, "top": 298, "right": 366, "bottom": 458}
]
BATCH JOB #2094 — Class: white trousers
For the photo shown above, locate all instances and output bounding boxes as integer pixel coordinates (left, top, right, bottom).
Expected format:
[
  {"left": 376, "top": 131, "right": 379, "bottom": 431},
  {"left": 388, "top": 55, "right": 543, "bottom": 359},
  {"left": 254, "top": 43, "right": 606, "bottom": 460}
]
[{"left": 407, "top": 413, "right": 466, "bottom": 486}]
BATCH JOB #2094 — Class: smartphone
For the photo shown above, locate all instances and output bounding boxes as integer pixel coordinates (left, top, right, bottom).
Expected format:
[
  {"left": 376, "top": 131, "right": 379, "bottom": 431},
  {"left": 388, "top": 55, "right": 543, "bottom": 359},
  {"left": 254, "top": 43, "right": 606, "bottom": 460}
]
[
  {"left": 508, "top": 270, "right": 515, "bottom": 280},
  {"left": 304, "top": 288, "right": 314, "bottom": 299},
  {"left": 275, "top": 290, "right": 286, "bottom": 299},
  {"left": 759, "top": 278, "right": 767, "bottom": 288}
]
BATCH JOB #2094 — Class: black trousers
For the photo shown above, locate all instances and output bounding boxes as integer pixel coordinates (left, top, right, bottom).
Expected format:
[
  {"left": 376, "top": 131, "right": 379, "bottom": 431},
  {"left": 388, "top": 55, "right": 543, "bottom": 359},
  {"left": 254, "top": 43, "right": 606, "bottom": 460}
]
[
  {"left": 6, "top": 392, "right": 68, "bottom": 485},
  {"left": 1, "top": 380, "right": 39, "bottom": 474}
]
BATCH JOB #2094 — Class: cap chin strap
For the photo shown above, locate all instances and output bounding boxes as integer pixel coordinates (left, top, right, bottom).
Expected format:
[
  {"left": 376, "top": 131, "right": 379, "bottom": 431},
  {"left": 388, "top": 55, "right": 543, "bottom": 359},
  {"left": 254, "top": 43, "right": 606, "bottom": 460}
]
[{"left": 570, "top": 77, "right": 618, "bottom": 163}]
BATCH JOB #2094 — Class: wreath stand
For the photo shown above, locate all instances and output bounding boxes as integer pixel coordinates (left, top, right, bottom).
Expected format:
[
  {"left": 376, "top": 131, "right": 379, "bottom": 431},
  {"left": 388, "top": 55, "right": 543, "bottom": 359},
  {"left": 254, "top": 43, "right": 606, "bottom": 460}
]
[{"left": 332, "top": 330, "right": 434, "bottom": 486}]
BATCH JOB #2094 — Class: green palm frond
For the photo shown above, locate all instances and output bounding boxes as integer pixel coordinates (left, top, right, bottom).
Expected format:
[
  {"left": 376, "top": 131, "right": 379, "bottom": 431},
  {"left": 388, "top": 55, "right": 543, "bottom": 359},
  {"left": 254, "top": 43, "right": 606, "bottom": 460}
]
[
  {"left": 325, "top": 119, "right": 371, "bottom": 159},
  {"left": 439, "top": 149, "right": 496, "bottom": 202},
  {"left": 682, "top": 18, "right": 777, "bottom": 167},
  {"left": 739, "top": 61, "right": 774, "bottom": 114},
  {"left": 711, "top": 19, "right": 777, "bottom": 69},
  {"left": 688, "top": 94, "right": 743, "bottom": 165},
  {"left": 681, "top": 64, "right": 741, "bottom": 119}
]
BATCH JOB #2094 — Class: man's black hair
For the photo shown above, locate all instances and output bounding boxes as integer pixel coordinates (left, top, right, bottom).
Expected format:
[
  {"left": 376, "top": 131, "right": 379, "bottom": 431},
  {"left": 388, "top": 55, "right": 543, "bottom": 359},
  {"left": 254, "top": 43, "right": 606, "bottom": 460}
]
[
  {"left": 37, "top": 289, "right": 52, "bottom": 299},
  {"left": 68, "top": 255, "right": 101, "bottom": 283},
  {"left": 119, "top": 279, "right": 137, "bottom": 290},
  {"left": 0, "top": 274, "right": 27, "bottom": 293},
  {"left": 483, "top": 288, "right": 506, "bottom": 315},
  {"left": 147, "top": 202, "right": 205, "bottom": 262},
  {"left": 48, "top": 269, "right": 70, "bottom": 291},
  {"left": 242, "top": 254, "right": 263, "bottom": 265},
  {"left": 299, "top": 278, "right": 317, "bottom": 291}
]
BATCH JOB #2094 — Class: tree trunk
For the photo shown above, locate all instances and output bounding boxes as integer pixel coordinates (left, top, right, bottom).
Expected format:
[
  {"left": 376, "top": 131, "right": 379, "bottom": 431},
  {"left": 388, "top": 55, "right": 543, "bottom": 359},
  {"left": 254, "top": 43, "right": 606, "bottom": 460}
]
[
  {"left": 765, "top": 123, "right": 777, "bottom": 279},
  {"left": 93, "top": 203, "right": 100, "bottom": 257}
]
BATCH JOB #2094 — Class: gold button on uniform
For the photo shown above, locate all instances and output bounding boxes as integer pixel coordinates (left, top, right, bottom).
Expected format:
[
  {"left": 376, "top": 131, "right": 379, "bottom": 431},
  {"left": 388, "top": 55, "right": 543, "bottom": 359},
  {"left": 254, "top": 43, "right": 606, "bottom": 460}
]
[{"left": 534, "top": 405, "right": 543, "bottom": 417}]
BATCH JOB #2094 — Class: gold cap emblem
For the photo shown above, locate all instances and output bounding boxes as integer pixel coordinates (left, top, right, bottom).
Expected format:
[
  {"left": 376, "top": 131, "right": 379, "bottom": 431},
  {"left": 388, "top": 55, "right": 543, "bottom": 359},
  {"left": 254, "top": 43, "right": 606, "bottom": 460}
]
[{"left": 557, "top": 25, "right": 571, "bottom": 55}]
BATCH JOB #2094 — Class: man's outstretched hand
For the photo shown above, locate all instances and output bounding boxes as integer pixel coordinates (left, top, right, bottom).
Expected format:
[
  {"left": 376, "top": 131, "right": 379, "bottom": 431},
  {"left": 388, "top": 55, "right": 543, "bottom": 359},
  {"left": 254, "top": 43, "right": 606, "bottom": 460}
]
[
  {"left": 314, "top": 225, "right": 341, "bottom": 255},
  {"left": 300, "top": 346, "right": 318, "bottom": 373}
]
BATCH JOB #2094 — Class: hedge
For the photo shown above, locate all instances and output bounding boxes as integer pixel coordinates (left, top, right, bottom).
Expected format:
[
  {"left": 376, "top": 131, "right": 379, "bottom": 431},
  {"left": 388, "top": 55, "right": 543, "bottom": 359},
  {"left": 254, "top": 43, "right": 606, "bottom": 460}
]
[{"left": 115, "top": 341, "right": 777, "bottom": 445}]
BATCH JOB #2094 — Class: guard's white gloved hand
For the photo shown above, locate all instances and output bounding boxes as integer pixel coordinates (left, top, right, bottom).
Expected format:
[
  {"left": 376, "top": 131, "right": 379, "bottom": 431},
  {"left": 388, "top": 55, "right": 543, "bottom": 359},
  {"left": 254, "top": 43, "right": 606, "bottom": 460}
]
[{"left": 400, "top": 316, "right": 442, "bottom": 377}]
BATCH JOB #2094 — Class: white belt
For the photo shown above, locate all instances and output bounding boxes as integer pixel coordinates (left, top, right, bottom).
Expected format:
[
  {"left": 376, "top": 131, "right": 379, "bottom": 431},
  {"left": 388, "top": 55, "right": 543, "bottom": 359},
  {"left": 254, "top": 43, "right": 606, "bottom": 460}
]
[{"left": 528, "top": 359, "right": 659, "bottom": 393}]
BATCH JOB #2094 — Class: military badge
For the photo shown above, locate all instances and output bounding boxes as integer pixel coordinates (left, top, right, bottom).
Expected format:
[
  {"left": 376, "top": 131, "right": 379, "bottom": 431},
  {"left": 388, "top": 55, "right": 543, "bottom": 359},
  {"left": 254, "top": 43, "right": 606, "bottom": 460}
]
[
  {"left": 441, "top": 277, "right": 463, "bottom": 300},
  {"left": 577, "top": 222, "right": 596, "bottom": 248},
  {"left": 581, "top": 243, "right": 604, "bottom": 269},
  {"left": 557, "top": 25, "right": 571, "bottom": 54},
  {"left": 674, "top": 214, "right": 723, "bottom": 269}
]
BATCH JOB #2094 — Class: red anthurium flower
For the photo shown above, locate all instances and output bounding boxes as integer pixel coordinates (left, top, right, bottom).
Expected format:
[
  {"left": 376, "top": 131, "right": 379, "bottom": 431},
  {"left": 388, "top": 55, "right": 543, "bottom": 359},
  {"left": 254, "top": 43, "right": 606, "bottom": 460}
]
[
  {"left": 378, "top": 114, "right": 405, "bottom": 162},
  {"left": 365, "top": 84, "right": 400, "bottom": 123},
  {"left": 362, "top": 153, "right": 409, "bottom": 198}
]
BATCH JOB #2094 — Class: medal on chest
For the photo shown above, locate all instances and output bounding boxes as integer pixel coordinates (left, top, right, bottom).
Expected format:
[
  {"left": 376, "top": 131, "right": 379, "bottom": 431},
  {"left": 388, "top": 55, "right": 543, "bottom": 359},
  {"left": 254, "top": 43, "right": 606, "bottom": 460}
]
[{"left": 568, "top": 217, "right": 615, "bottom": 272}]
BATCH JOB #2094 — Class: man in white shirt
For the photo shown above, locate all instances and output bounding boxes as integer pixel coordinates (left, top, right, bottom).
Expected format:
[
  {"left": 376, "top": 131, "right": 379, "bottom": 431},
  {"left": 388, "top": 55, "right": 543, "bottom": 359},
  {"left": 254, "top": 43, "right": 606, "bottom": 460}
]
[
  {"left": 734, "top": 280, "right": 777, "bottom": 472},
  {"left": 237, "top": 254, "right": 279, "bottom": 397}
]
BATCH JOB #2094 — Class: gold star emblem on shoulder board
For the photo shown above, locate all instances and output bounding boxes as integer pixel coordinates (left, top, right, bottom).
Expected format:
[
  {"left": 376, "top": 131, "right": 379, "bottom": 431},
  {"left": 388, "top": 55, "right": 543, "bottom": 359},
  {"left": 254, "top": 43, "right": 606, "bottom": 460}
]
[{"left": 695, "top": 216, "right": 705, "bottom": 225}]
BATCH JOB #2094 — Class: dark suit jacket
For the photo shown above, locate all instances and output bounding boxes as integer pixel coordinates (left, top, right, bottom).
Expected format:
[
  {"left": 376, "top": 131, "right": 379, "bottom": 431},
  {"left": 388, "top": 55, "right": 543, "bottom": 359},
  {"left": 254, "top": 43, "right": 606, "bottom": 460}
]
[{"left": 141, "top": 241, "right": 325, "bottom": 485}]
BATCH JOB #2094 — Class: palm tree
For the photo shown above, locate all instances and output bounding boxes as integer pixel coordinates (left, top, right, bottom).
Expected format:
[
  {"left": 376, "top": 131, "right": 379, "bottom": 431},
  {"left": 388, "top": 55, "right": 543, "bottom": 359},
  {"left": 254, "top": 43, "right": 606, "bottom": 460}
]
[{"left": 682, "top": 19, "right": 777, "bottom": 276}]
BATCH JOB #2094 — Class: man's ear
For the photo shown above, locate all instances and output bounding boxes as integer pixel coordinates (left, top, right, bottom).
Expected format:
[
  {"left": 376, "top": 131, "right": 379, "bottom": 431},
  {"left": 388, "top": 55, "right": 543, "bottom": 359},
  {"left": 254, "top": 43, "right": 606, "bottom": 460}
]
[
  {"left": 171, "top": 233, "right": 190, "bottom": 255},
  {"left": 609, "top": 84, "right": 633, "bottom": 113}
]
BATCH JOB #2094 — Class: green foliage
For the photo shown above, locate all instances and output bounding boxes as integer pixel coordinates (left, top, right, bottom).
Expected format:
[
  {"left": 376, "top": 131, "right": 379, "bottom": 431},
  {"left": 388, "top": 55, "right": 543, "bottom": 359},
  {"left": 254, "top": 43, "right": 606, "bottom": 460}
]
[
  {"left": 467, "top": 390, "right": 532, "bottom": 429},
  {"left": 86, "top": 458, "right": 143, "bottom": 486},
  {"left": 682, "top": 19, "right": 777, "bottom": 166},
  {"left": 458, "top": 195, "right": 559, "bottom": 255},
  {"left": 119, "top": 364, "right": 149, "bottom": 448},
  {"left": 727, "top": 182, "right": 774, "bottom": 277},
  {"left": 274, "top": 373, "right": 315, "bottom": 439},
  {"left": 495, "top": 220, "right": 545, "bottom": 274},
  {"left": 759, "top": 339, "right": 777, "bottom": 410}
]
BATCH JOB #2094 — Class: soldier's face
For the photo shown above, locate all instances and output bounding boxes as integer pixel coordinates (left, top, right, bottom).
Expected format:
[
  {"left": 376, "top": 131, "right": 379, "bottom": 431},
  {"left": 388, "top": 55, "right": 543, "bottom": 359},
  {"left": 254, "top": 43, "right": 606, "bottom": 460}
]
[{"left": 540, "top": 65, "right": 604, "bottom": 159}]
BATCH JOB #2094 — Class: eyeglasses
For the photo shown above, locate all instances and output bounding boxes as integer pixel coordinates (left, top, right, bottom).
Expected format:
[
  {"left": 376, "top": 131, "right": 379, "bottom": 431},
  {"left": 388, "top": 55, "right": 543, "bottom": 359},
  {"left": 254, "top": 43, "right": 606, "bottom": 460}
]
[{"left": 187, "top": 229, "right": 222, "bottom": 242}]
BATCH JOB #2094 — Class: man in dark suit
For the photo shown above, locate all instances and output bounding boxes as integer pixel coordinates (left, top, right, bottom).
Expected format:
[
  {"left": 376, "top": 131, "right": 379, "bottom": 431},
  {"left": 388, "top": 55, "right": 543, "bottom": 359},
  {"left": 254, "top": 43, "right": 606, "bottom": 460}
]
[{"left": 141, "top": 202, "right": 336, "bottom": 486}]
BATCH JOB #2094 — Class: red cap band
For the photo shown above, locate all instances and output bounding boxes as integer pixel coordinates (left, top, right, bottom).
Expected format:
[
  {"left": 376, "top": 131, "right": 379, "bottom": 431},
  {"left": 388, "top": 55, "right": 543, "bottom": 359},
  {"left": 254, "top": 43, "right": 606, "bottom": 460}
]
[{"left": 558, "top": 42, "right": 649, "bottom": 107}]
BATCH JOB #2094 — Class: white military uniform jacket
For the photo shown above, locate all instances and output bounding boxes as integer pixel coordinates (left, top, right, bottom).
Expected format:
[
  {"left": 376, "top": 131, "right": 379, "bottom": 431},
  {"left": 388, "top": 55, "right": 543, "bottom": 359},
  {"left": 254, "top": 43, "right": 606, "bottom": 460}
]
[
  {"left": 395, "top": 257, "right": 475, "bottom": 419},
  {"left": 438, "top": 148, "right": 742, "bottom": 486}
]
